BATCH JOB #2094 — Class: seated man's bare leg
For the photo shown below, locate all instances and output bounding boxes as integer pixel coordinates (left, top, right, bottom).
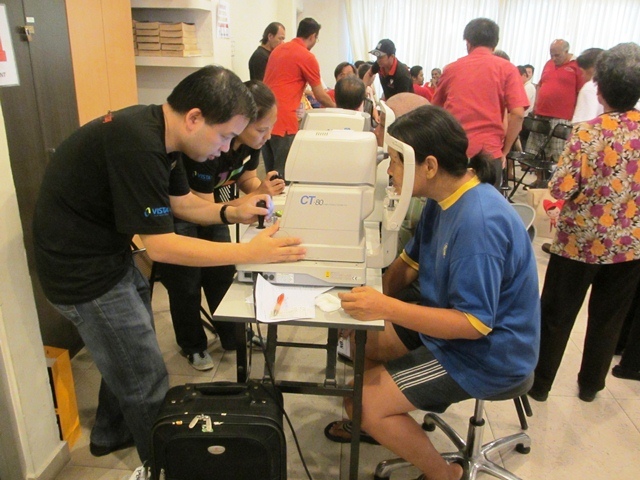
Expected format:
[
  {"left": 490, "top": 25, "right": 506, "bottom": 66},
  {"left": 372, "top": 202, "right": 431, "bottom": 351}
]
[
  {"left": 344, "top": 365, "right": 463, "bottom": 480},
  {"left": 347, "top": 320, "right": 410, "bottom": 370}
]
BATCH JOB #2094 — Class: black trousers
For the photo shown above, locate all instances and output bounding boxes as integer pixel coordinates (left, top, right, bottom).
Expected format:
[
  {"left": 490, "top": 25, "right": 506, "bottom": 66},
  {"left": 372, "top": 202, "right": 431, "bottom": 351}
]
[
  {"left": 156, "top": 222, "right": 237, "bottom": 353},
  {"left": 491, "top": 157, "right": 502, "bottom": 190},
  {"left": 262, "top": 134, "right": 295, "bottom": 181},
  {"left": 618, "top": 281, "right": 640, "bottom": 371},
  {"left": 534, "top": 254, "right": 640, "bottom": 393}
]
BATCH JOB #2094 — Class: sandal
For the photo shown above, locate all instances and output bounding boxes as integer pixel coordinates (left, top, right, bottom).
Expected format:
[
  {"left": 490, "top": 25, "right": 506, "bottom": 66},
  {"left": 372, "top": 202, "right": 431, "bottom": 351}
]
[{"left": 324, "top": 420, "right": 379, "bottom": 445}]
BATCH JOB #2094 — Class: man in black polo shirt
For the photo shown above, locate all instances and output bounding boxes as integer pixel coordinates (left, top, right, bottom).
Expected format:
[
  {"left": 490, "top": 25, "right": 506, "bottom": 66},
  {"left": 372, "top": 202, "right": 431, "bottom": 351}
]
[
  {"left": 363, "top": 38, "right": 414, "bottom": 100},
  {"left": 33, "top": 65, "right": 304, "bottom": 475}
]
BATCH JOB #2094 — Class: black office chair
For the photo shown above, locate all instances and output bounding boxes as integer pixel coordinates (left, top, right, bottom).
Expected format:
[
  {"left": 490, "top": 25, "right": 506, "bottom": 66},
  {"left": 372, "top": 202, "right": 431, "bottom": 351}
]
[{"left": 506, "top": 118, "right": 572, "bottom": 199}]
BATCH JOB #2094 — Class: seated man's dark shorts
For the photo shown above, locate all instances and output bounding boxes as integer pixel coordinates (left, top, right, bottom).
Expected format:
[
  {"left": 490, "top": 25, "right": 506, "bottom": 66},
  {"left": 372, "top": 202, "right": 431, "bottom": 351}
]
[{"left": 386, "top": 324, "right": 471, "bottom": 412}]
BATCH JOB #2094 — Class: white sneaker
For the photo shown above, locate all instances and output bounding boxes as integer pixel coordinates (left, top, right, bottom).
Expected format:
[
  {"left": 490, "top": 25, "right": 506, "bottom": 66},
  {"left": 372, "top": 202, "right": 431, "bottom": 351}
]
[
  {"left": 187, "top": 350, "right": 214, "bottom": 371},
  {"left": 129, "top": 466, "right": 149, "bottom": 480}
]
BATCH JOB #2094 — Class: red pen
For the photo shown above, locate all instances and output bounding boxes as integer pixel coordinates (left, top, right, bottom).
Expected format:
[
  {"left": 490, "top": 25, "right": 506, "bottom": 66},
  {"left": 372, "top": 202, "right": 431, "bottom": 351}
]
[{"left": 272, "top": 293, "right": 285, "bottom": 317}]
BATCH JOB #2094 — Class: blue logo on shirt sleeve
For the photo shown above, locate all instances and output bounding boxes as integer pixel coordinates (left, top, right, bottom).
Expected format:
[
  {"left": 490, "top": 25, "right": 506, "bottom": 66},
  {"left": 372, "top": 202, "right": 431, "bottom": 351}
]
[{"left": 144, "top": 206, "right": 171, "bottom": 217}]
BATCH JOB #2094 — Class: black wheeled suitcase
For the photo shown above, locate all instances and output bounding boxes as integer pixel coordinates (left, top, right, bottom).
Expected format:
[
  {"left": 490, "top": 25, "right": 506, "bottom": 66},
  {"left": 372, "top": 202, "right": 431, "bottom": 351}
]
[{"left": 151, "top": 380, "right": 286, "bottom": 480}]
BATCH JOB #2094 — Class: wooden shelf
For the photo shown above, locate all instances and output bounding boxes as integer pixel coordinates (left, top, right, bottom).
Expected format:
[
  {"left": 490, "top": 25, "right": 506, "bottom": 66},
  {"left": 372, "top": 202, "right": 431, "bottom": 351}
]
[
  {"left": 135, "top": 55, "right": 215, "bottom": 68},
  {"left": 131, "top": 0, "right": 229, "bottom": 73},
  {"left": 131, "top": 0, "right": 211, "bottom": 10}
]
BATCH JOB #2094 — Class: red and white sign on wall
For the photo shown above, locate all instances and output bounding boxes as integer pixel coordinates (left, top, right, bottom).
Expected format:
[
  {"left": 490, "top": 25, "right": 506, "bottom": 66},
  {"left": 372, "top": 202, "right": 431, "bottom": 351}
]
[{"left": 0, "top": 4, "right": 19, "bottom": 86}]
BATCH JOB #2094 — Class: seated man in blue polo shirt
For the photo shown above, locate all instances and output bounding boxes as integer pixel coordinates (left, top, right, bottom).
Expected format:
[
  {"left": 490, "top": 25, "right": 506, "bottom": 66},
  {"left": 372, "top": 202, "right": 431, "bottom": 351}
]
[{"left": 325, "top": 105, "right": 540, "bottom": 480}]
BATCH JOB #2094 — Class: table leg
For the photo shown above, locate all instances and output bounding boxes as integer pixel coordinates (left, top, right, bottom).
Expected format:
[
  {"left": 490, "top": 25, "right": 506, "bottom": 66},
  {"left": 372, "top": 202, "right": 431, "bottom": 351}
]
[
  {"left": 234, "top": 321, "right": 248, "bottom": 382},
  {"left": 325, "top": 328, "right": 339, "bottom": 387},
  {"left": 263, "top": 324, "right": 278, "bottom": 381},
  {"left": 349, "top": 329, "right": 366, "bottom": 480}
]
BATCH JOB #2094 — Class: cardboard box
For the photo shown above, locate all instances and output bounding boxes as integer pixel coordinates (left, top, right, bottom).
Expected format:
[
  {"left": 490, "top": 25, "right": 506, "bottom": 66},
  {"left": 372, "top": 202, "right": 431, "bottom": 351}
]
[
  {"left": 161, "top": 43, "right": 200, "bottom": 51},
  {"left": 135, "top": 28, "right": 160, "bottom": 36},
  {"left": 159, "top": 22, "right": 196, "bottom": 32},
  {"left": 45, "top": 346, "right": 81, "bottom": 447},
  {"left": 161, "top": 49, "right": 202, "bottom": 57},
  {"left": 135, "top": 21, "right": 161, "bottom": 30},
  {"left": 138, "top": 42, "right": 161, "bottom": 51},
  {"left": 138, "top": 50, "right": 163, "bottom": 57},
  {"left": 160, "top": 36, "right": 198, "bottom": 45},
  {"left": 160, "top": 30, "right": 196, "bottom": 38},
  {"left": 136, "top": 35, "right": 160, "bottom": 43}
]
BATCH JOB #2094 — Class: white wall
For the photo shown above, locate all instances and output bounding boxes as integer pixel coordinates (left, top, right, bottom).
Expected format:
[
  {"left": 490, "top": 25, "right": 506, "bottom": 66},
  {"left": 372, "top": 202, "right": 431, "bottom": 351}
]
[
  {"left": 297, "top": 0, "right": 351, "bottom": 89},
  {"left": 135, "top": 0, "right": 352, "bottom": 104},
  {"left": 0, "top": 103, "right": 69, "bottom": 479},
  {"left": 135, "top": 0, "right": 292, "bottom": 105},
  {"left": 228, "top": 0, "right": 281, "bottom": 81},
  {"left": 230, "top": 0, "right": 350, "bottom": 86}
]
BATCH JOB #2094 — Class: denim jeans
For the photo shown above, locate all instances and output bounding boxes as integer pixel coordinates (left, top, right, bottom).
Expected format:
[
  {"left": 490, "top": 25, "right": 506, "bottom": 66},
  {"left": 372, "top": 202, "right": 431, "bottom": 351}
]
[{"left": 52, "top": 262, "right": 168, "bottom": 463}]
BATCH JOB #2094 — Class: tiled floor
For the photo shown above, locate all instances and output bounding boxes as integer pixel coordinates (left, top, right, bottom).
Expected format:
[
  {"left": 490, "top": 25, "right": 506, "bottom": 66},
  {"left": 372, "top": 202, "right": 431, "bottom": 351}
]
[{"left": 54, "top": 184, "right": 640, "bottom": 480}]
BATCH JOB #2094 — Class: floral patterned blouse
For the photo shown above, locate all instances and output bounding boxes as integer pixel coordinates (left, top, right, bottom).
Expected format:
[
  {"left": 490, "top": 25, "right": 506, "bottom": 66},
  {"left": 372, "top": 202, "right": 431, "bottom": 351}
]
[{"left": 549, "top": 110, "right": 640, "bottom": 264}]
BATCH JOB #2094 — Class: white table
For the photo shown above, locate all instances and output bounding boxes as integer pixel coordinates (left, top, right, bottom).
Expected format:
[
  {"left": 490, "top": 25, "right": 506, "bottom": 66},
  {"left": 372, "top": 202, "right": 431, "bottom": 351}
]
[{"left": 213, "top": 270, "right": 384, "bottom": 480}]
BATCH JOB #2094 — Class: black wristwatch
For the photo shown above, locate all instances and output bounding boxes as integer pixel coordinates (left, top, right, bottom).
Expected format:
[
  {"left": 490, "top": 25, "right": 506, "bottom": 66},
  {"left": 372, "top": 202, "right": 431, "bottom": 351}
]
[{"left": 219, "top": 205, "right": 234, "bottom": 225}]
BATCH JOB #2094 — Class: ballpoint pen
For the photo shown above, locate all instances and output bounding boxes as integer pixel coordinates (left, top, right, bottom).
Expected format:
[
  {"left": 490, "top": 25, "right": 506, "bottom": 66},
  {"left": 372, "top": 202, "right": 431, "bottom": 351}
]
[{"left": 271, "top": 293, "right": 285, "bottom": 317}]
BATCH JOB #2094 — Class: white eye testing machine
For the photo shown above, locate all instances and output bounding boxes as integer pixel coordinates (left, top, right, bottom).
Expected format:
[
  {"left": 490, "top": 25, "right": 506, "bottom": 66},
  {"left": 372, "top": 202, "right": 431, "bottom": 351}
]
[{"left": 236, "top": 106, "right": 414, "bottom": 287}]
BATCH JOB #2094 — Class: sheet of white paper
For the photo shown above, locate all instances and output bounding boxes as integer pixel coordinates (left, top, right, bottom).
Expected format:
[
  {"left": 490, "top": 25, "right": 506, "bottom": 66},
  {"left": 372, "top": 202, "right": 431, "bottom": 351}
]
[{"left": 253, "top": 274, "right": 332, "bottom": 322}]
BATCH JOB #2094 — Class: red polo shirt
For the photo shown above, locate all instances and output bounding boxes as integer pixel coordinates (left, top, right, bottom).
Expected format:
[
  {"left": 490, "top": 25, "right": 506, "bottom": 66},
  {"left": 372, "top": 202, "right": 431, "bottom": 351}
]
[
  {"left": 433, "top": 47, "right": 529, "bottom": 158},
  {"left": 534, "top": 58, "right": 585, "bottom": 120},
  {"left": 413, "top": 84, "right": 433, "bottom": 102},
  {"left": 263, "top": 37, "right": 322, "bottom": 136}
]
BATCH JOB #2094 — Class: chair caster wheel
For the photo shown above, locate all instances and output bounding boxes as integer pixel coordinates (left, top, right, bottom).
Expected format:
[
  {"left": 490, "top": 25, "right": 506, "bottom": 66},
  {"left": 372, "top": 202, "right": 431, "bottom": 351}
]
[
  {"left": 515, "top": 443, "right": 530, "bottom": 454},
  {"left": 422, "top": 421, "right": 436, "bottom": 432}
]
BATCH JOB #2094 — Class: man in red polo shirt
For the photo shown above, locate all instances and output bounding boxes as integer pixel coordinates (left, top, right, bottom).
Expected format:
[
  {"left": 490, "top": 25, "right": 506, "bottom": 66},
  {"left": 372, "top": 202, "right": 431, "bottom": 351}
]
[
  {"left": 263, "top": 17, "right": 335, "bottom": 179},
  {"left": 527, "top": 39, "right": 585, "bottom": 162},
  {"left": 432, "top": 18, "right": 529, "bottom": 189}
]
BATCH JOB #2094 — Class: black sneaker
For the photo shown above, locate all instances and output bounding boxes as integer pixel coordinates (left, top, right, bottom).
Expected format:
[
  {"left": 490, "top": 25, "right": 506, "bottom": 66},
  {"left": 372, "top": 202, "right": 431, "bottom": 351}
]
[
  {"left": 246, "top": 329, "right": 265, "bottom": 349},
  {"left": 187, "top": 351, "right": 214, "bottom": 371}
]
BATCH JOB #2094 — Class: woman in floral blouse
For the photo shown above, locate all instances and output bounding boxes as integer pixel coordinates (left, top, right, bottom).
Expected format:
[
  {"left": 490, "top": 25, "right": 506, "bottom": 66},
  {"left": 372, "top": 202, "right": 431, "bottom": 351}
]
[{"left": 529, "top": 43, "right": 640, "bottom": 403}]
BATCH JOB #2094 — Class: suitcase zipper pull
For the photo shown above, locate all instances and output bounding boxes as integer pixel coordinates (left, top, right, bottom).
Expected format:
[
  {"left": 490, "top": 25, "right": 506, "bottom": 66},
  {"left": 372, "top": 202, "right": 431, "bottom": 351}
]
[
  {"left": 203, "top": 416, "right": 213, "bottom": 433},
  {"left": 188, "top": 414, "right": 214, "bottom": 433},
  {"left": 188, "top": 414, "right": 203, "bottom": 429}
]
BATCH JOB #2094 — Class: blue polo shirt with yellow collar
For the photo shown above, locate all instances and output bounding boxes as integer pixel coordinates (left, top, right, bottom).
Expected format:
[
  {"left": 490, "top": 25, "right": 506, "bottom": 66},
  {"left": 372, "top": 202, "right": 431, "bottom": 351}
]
[{"left": 402, "top": 177, "right": 540, "bottom": 398}]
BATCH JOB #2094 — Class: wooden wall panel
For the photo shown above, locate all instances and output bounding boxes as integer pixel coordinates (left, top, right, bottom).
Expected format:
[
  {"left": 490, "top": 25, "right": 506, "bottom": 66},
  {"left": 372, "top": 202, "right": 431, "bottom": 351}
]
[
  {"left": 102, "top": 0, "right": 138, "bottom": 110},
  {"left": 65, "top": 0, "right": 109, "bottom": 125},
  {"left": 65, "top": 0, "right": 137, "bottom": 125}
]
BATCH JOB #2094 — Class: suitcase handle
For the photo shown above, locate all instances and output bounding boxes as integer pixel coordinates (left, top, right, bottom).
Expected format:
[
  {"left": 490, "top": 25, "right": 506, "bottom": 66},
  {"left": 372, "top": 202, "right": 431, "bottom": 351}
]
[{"left": 193, "top": 382, "right": 248, "bottom": 396}]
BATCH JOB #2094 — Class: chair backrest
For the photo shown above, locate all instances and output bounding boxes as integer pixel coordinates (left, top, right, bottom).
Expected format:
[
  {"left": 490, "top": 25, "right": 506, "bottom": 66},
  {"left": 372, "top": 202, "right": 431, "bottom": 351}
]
[
  {"left": 511, "top": 203, "right": 536, "bottom": 242},
  {"left": 551, "top": 123, "right": 572, "bottom": 140},
  {"left": 379, "top": 100, "right": 396, "bottom": 152},
  {"left": 523, "top": 116, "right": 551, "bottom": 136}
]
